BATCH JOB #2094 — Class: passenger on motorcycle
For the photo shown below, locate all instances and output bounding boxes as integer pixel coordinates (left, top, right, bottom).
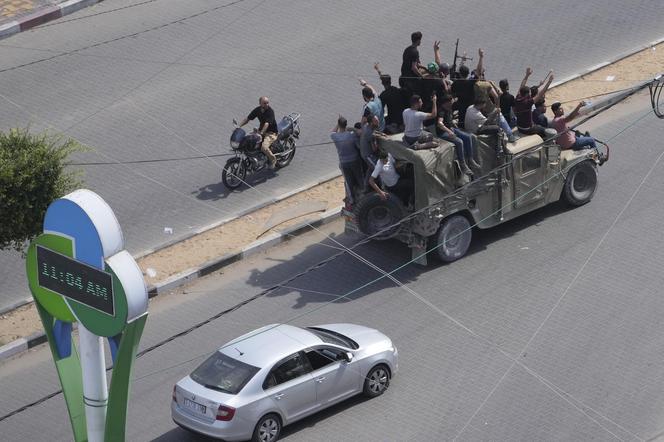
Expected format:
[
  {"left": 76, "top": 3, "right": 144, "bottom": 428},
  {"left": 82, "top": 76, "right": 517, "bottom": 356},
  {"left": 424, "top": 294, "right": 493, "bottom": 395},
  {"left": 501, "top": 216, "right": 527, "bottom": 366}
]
[{"left": 238, "top": 96, "right": 278, "bottom": 169}]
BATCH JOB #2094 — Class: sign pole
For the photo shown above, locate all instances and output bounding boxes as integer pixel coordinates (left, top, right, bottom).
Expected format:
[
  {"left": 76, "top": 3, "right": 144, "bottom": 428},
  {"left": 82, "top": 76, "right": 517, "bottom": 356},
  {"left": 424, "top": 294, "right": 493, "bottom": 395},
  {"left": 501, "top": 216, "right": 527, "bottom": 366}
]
[
  {"left": 79, "top": 325, "right": 108, "bottom": 442},
  {"left": 26, "top": 189, "right": 149, "bottom": 442}
]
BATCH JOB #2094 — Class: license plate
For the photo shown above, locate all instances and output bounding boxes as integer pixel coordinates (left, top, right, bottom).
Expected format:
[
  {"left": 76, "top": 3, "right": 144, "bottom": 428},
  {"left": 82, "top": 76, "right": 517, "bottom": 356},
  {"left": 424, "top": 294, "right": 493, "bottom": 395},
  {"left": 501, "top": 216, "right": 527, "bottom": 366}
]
[{"left": 183, "top": 398, "right": 206, "bottom": 414}]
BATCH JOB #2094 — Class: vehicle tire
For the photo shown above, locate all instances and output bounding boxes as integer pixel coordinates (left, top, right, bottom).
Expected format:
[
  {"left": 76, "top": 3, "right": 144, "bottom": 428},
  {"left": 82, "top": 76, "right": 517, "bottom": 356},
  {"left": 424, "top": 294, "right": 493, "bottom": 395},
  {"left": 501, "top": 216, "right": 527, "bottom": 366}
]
[
  {"left": 363, "top": 364, "right": 390, "bottom": 398},
  {"left": 354, "top": 192, "right": 405, "bottom": 240},
  {"left": 251, "top": 413, "right": 282, "bottom": 442},
  {"left": 222, "top": 158, "right": 246, "bottom": 190},
  {"left": 562, "top": 161, "right": 597, "bottom": 206},
  {"left": 433, "top": 214, "right": 472, "bottom": 262},
  {"left": 275, "top": 138, "right": 296, "bottom": 168}
]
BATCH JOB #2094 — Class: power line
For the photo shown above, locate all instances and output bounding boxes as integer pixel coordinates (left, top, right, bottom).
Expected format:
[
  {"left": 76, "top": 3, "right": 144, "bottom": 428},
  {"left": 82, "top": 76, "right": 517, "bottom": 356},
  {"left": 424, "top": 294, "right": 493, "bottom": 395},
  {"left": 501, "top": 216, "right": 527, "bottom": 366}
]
[
  {"left": 68, "top": 141, "right": 333, "bottom": 166},
  {"left": 0, "top": 102, "right": 653, "bottom": 425},
  {"left": 33, "top": 0, "right": 161, "bottom": 30},
  {"left": 0, "top": 0, "right": 249, "bottom": 75}
]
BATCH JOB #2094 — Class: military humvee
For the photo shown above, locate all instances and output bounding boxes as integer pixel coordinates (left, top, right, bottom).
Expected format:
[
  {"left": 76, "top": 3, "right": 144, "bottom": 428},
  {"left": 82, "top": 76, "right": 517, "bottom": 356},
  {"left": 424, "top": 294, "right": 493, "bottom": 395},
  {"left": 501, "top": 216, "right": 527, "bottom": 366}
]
[{"left": 343, "top": 131, "right": 608, "bottom": 265}]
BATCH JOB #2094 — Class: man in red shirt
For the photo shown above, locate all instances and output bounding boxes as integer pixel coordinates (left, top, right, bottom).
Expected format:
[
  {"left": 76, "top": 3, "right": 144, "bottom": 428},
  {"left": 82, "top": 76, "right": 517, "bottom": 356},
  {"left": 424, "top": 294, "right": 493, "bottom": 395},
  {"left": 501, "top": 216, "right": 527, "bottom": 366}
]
[
  {"left": 513, "top": 68, "right": 553, "bottom": 137},
  {"left": 550, "top": 101, "right": 596, "bottom": 150}
]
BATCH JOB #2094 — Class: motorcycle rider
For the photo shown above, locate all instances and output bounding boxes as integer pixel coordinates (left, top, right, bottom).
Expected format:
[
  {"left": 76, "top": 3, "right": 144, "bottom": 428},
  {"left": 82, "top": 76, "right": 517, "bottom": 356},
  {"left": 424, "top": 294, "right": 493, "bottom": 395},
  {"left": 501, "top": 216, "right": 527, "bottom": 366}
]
[{"left": 238, "top": 96, "right": 278, "bottom": 169}]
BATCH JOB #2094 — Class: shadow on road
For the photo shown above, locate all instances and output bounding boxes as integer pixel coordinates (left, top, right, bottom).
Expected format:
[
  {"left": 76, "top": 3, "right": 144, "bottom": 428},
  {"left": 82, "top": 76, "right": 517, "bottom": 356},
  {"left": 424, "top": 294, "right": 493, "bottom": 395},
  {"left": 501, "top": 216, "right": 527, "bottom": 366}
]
[
  {"left": 151, "top": 392, "right": 373, "bottom": 442},
  {"left": 245, "top": 200, "right": 577, "bottom": 309},
  {"left": 194, "top": 170, "right": 276, "bottom": 201}
]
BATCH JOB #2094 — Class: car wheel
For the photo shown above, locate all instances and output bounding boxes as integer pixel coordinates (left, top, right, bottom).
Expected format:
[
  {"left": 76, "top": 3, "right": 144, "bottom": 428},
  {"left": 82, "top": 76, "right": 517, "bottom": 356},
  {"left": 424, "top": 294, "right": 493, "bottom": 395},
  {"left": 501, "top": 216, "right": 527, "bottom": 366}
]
[
  {"left": 252, "top": 413, "right": 282, "bottom": 442},
  {"left": 363, "top": 364, "right": 390, "bottom": 398},
  {"left": 562, "top": 160, "right": 597, "bottom": 206},
  {"left": 354, "top": 193, "right": 405, "bottom": 240},
  {"left": 433, "top": 214, "right": 472, "bottom": 262}
]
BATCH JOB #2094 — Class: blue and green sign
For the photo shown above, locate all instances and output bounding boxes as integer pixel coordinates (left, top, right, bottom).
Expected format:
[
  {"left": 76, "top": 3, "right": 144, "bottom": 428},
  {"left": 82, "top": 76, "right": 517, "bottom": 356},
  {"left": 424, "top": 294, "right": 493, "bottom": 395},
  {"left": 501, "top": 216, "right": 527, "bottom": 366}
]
[{"left": 26, "top": 189, "right": 148, "bottom": 442}]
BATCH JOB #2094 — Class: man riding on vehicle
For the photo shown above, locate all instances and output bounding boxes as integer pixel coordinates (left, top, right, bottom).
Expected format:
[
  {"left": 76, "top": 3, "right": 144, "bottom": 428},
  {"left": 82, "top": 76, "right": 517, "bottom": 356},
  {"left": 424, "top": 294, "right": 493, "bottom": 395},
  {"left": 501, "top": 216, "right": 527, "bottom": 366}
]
[{"left": 238, "top": 96, "right": 278, "bottom": 169}]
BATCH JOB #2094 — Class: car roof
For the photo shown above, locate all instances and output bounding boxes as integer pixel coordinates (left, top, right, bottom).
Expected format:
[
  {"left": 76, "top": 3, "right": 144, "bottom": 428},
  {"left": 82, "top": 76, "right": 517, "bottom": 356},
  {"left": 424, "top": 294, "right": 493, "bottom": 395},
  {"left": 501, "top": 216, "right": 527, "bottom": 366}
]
[{"left": 218, "top": 324, "right": 322, "bottom": 368}]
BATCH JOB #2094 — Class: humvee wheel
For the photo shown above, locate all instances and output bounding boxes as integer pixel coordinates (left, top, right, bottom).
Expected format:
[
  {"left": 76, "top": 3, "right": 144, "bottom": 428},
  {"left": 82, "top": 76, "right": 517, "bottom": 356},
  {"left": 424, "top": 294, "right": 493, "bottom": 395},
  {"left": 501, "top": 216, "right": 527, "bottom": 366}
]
[
  {"left": 562, "top": 161, "right": 597, "bottom": 206},
  {"left": 354, "top": 192, "right": 405, "bottom": 240},
  {"left": 433, "top": 214, "right": 472, "bottom": 262}
]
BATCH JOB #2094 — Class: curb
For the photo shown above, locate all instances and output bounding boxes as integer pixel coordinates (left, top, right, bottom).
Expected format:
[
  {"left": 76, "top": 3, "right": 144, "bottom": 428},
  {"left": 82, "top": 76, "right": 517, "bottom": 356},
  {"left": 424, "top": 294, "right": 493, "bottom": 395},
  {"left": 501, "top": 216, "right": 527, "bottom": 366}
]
[
  {"left": 550, "top": 35, "right": 664, "bottom": 89},
  {"left": 0, "top": 172, "right": 342, "bottom": 315},
  {"left": 0, "top": 0, "right": 103, "bottom": 41},
  {"left": 2, "top": 35, "right": 663, "bottom": 362},
  {"left": 132, "top": 170, "right": 342, "bottom": 260},
  {"left": 0, "top": 205, "right": 343, "bottom": 363}
]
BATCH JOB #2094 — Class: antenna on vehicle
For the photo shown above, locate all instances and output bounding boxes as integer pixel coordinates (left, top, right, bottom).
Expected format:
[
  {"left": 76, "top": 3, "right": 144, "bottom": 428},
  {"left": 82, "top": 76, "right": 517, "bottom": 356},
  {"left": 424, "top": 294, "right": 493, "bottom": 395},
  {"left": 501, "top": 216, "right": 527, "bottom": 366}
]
[{"left": 234, "top": 347, "right": 244, "bottom": 356}]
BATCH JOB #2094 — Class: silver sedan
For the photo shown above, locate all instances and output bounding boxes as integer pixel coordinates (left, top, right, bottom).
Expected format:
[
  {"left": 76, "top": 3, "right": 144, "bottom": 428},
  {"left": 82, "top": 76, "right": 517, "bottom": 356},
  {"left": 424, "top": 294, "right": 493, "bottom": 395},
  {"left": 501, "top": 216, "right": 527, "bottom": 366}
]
[{"left": 171, "top": 323, "right": 398, "bottom": 442}]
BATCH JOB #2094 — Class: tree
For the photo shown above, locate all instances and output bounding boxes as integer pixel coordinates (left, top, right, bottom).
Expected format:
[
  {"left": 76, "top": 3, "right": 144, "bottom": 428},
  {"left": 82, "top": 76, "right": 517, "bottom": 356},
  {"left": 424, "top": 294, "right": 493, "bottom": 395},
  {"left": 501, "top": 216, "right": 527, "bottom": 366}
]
[{"left": 0, "top": 128, "right": 84, "bottom": 252}]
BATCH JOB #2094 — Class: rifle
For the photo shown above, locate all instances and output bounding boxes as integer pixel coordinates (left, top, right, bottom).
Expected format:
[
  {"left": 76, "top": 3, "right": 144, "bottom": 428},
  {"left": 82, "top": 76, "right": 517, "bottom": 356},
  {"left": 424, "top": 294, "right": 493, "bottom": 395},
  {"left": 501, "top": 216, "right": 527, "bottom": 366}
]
[{"left": 451, "top": 39, "right": 473, "bottom": 79}]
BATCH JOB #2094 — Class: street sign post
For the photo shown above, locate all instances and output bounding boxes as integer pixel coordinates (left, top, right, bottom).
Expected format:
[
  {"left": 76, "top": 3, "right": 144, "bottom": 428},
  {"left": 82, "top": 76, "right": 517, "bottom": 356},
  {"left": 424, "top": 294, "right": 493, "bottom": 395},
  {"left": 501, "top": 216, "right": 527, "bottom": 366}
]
[{"left": 25, "top": 189, "right": 148, "bottom": 442}]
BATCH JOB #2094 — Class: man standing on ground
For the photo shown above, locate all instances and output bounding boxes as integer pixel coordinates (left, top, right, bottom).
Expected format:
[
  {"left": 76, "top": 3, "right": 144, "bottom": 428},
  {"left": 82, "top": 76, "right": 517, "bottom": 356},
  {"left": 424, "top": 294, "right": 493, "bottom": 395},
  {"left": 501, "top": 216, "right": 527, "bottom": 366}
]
[
  {"left": 331, "top": 116, "right": 364, "bottom": 207},
  {"left": 239, "top": 96, "right": 278, "bottom": 169},
  {"left": 550, "top": 101, "right": 596, "bottom": 150}
]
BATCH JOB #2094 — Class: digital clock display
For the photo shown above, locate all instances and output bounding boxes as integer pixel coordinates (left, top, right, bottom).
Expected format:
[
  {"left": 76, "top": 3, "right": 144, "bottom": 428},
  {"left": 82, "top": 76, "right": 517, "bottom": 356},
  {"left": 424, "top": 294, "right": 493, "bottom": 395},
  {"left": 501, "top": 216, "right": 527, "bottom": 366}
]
[{"left": 37, "top": 245, "right": 115, "bottom": 316}]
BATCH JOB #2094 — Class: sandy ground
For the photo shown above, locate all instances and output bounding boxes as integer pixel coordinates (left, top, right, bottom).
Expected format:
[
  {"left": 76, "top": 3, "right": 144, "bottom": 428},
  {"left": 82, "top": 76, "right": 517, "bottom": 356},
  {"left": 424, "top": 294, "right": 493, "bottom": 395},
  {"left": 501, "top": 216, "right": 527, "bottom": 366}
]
[{"left": 2, "top": 43, "right": 663, "bottom": 349}]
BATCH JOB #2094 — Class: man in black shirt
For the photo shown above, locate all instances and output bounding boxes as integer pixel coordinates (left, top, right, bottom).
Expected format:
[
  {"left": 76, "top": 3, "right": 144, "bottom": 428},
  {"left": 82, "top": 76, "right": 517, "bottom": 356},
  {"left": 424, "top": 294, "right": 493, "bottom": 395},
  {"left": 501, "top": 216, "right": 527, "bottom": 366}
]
[
  {"left": 400, "top": 31, "right": 425, "bottom": 94},
  {"left": 451, "top": 65, "right": 475, "bottom": 129},
  {"left": 373, "top": 63, "right": 409, "bottom": 134},
  {"left": 239, "top": 96, "right": 278, "bottom": 168}
]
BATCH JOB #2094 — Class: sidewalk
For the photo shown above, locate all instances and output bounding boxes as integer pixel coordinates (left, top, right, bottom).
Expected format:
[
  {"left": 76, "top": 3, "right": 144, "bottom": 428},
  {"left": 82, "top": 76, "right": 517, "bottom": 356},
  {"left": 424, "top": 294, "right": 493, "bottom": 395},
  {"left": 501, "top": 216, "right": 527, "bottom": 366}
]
[
  {"left": 1, "top": 36, "right": 663, "bottom": 363},
  {"left": 0, "top": 0, "right": 101, "bottom": 39}
]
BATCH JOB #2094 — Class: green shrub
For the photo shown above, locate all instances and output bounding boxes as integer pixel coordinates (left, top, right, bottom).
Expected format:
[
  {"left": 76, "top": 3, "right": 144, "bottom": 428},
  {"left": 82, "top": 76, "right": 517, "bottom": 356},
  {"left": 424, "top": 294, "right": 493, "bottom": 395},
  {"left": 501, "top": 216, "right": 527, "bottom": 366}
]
[{"left": 0, "top": 128, "right": 85, "bottom": 252}]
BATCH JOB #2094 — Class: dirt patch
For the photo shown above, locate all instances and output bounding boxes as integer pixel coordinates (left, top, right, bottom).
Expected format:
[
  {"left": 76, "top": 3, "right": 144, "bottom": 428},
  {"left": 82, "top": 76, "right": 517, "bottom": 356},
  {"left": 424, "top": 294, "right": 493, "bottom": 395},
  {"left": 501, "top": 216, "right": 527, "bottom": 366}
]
[
  {"left": 2, "top": 43, "right": 663, "bottom": 352},
  {"left": 138, "top": 178, "right": 345, "bottom": 283}
]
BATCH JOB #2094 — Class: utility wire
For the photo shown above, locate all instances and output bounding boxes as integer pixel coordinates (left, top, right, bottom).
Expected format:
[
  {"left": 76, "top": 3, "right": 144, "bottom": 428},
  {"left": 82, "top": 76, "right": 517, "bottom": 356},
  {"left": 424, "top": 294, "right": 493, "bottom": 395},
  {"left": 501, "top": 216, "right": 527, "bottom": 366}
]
[
  {"left": 0, "top": 0, "right": 249, "bottom": 75},
  {"left": 0, "top": 102, "right": 654, "bottom": 425},
  {"left": 34, "top": 0, "right": 161, "bottom": 30},
  {"left": 59, "top": 85, "right": 636, "bottom": 167},
  {"left": 68, "top": 141, "right": 333, "bottom": 166}
]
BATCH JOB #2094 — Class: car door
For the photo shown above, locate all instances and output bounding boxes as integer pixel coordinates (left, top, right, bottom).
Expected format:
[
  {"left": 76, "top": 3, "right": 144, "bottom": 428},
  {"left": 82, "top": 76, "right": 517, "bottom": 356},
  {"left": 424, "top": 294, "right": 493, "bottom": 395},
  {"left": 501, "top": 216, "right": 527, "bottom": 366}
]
[
  {"left": 304, "top": 347, "right": 360, "bottom": 406},
  {"left": 263, "top": 352, "right": 316, "bottom": 422},
  {"left": 513, "top": 146, "right": 546, "bottom": 208}
]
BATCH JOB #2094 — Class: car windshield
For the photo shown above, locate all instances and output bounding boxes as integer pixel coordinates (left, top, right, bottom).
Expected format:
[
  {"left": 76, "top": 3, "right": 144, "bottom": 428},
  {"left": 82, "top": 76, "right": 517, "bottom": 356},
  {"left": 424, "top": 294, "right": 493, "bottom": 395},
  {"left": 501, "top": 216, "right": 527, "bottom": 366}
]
[
  {"left": 190, "top": 351, "right": 260, "bottom": 395},
  {"left": 306, "top": 327, "right": 359, "bottom": 350}
]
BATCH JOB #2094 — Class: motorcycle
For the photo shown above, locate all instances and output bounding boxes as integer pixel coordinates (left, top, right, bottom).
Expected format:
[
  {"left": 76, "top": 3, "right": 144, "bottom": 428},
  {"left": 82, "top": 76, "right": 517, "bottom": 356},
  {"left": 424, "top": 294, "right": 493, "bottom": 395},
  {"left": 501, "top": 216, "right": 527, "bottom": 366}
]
[{"left": 222, "top": 113, "right": 300, "bottom": 189}]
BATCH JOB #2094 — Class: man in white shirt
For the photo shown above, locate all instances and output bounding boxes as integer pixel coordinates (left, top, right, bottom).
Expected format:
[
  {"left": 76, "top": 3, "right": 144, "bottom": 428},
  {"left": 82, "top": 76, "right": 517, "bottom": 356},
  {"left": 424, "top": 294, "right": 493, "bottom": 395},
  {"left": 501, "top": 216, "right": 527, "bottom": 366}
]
[
  {"left": 464, "top": 98, "right": 510, "bottom": 140},
  {"left": 368, "top": 150, "right": 413, "bottom": 206},
  {"left": 402, "top": 94, "right": 437, "bottom": 146}
]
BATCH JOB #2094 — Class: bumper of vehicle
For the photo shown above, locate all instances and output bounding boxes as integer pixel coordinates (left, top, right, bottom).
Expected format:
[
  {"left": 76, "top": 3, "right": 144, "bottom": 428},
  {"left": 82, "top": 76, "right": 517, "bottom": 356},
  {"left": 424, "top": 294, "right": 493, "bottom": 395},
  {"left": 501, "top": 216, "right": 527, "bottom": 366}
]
[{"left": 171, "top": 402, "right": 251, "bottom": 441}]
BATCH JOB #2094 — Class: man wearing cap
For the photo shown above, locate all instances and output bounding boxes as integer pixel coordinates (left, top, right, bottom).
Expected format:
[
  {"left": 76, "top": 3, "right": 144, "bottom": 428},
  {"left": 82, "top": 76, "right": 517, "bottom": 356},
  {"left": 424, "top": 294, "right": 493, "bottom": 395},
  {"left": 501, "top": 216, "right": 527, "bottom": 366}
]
[
  {"left": 433, "top": 40, "right": 453, "bottom": 91},
  {"left": 550, "top": 101, "right": 596, "bottom": 150}
]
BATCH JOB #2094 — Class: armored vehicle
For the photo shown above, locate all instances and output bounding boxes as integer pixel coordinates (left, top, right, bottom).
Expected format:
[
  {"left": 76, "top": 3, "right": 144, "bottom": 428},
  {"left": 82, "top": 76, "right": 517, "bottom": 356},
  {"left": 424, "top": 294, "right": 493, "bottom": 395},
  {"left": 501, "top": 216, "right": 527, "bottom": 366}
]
[{"left": 344, "top": 131, "right": 608, "bottom": 265}]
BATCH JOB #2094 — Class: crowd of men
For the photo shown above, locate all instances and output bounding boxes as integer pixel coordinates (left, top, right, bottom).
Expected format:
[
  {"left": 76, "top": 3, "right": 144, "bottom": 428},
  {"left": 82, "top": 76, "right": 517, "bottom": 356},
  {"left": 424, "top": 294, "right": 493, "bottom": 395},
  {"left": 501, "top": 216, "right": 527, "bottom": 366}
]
[{"left": 331, "top": 31, "right": 596, "bottom": 208}]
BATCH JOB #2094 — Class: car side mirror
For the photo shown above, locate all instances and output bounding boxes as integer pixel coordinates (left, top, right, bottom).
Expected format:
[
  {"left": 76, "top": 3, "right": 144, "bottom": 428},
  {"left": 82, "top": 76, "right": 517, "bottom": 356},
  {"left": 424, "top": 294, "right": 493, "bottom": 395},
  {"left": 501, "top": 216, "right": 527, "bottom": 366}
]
[{"left": 344, "top": 352, "right": 353, "bottom": 363}]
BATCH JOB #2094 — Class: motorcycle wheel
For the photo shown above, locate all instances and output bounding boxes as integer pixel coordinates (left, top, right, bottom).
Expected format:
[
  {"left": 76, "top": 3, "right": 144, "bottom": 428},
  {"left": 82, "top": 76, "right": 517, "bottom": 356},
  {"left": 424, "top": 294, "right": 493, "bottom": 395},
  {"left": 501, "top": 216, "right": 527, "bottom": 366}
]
[
  {"left": 222, "top": 158, "right": 246, "bottom": 189},
  {"left": 276, "top": 138, "right": 296, "bottom": 168}
]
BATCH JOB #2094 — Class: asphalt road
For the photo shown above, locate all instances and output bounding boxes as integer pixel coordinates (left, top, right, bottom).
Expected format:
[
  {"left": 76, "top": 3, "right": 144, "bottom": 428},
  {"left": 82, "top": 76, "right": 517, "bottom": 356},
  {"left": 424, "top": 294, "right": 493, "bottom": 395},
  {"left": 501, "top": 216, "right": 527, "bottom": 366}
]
[
  {"left": 1, "top": 0, "right": 664, "bottom": 310},
  {"left": 1, "top": 92, "right": 663, "bottom": 440}
]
